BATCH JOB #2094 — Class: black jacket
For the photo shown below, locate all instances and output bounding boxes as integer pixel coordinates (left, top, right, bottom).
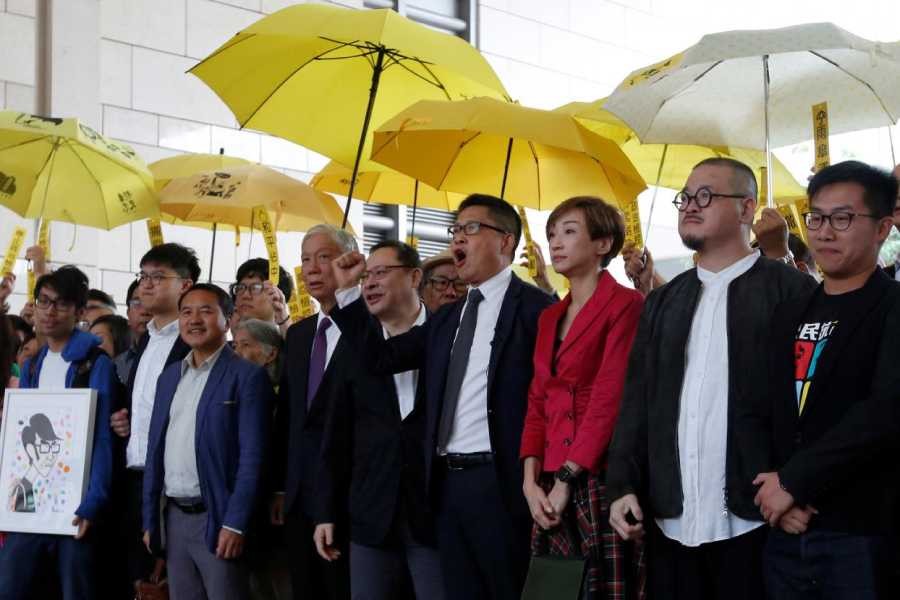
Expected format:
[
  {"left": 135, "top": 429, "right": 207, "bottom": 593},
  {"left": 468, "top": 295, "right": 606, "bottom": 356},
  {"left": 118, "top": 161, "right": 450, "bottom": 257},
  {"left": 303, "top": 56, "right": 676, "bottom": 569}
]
[
  {"left": 767, "top": 269, "right": 900, "bottom": 534},
  {"left": 607, "top": 257, "right": 816, "bottom": 520},
  {"left": 317, "top": 298, "right": 434, "bottom": 547}
]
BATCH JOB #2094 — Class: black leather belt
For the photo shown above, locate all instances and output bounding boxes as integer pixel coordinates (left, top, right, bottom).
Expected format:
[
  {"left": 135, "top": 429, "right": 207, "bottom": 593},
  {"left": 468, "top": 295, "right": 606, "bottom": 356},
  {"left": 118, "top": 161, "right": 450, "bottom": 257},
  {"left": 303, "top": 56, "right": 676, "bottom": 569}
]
[
  {"left": 167, "top": 497, "right": 206, "bottom": 514},
  {"left": 443, "top": 452, "right": 493, "bottom": 471}
]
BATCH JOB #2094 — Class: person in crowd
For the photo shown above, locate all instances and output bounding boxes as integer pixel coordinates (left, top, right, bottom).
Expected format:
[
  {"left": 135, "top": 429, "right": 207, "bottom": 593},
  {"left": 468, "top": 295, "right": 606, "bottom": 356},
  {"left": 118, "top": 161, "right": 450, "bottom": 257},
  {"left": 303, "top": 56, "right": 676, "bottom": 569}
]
[
  {"left": 9, "top": 313, "right": 34, "bottom": 344},
  {"left": 606, "top": 158, "right": 816, "bottom": 600},
  {"left": 752, "top": 161, "right": 900, "bottom": 599},
  {"left": 330, "top": 194, "right": 554, "bottom": 600},
  {"left": 0, "top": 272, "right": 15, "bottom": 315},
  {"left": 231, "top": 258, "right": 294, "bottom": 336},
  {"left": 90, "top": 314, "right": 131, "bottom": 361},
  {"left": 520, "top": 197, "right": 644, "bottom": 598},
  {"left": 787, "top": 233, "right": 817, "bottom": 279},
  {"left": 418, "top": 252, "right": 467, "bottom": 314},
  {"left": 82, "top": 289, "right": 117, "bottom": 328},
  {"left": 108, "top": 243, "right": 199, "bottom": 596},
  {"left": 1, "top": 314, "right": 18, "bottom": 395},
  {"left": 271, "top": 224, "right": 358, "bottom": 600},
  {"left": 142, "top": 284, "right": 272, "bottom": 600},
  {"left": 315, "top": 240, "right": 443, "bottom": 599},
  {"left": 112, "top": 280, "right": 152, "bottom": 386},
  {"left": 19, "top": 299, "right": 35, "bottom": 327},
  {"left": 883, "top": 163, "right": 900, "bottom": 279},
  {"left": 16, "top": 330, "right": 40, "bottom": 375},
  {"left": 233, "top": 318, "right": 284, "bottom": 385},
  {"left": 0, "top": 266, "right": 117, "bottom": 600}
]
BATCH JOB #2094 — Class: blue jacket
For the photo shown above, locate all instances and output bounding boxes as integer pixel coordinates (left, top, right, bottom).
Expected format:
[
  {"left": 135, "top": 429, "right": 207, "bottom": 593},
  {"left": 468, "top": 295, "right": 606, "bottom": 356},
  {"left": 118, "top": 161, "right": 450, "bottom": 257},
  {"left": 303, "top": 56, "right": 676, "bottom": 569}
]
[
  {"left": 20, "top": 329, "right": 117, "bottom": 522},
  {"left": 142, "top": 344, "right": 273, "bottom": 553}
]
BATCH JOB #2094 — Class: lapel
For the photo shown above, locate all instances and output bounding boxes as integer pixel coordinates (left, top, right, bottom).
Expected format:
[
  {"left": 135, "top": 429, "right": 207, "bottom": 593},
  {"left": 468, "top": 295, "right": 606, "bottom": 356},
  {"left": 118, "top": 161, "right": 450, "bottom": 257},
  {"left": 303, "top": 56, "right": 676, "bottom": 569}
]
[
  {"left": 433, "top": 300, "right": 465, "bottom": 396},
  {"left": 291, "top": 316, "right": 316, "bottom": 423},
  {"left": 487, "top": 273, "right": 523, "bottom": 396},
  {"left": 378, "top": 326, "right": 402, "bottom": 421},
  {"left": 308, "top": 324, "right": 347, "bottom": 417},
  {"left": 196, "top": 344, "right": 233, "bottom": 436},
  {"left": 535, "top": 298, "right": 566, "bottom": 374},
  {"left": 556, "top": 271, "right": 616, "bottom": 359}
]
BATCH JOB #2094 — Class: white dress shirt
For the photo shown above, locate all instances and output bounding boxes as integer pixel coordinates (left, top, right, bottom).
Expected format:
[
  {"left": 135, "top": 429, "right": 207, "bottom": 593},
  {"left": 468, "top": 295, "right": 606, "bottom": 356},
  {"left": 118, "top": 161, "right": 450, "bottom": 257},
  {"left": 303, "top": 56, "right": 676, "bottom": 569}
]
[
  {"left": 657, "top": 251, "right": 763, "bottom": 547},
  {"left": 164, "top": 346, "right": 224, "bottom": 498},
  {"left": 445, "top": 266, "right": 513, "bottom": 454},
  {"left": 127, "top": 318, "right": 180, "bottom": 469},
  {"left": 38, "top": 349, "right": 70, "bottom": 389},
  {"left": 320, "top": 287, "right": 361, "bottom": 370},
  {"left": 383, "top": 304, "right": 427, "bottom": 420}
]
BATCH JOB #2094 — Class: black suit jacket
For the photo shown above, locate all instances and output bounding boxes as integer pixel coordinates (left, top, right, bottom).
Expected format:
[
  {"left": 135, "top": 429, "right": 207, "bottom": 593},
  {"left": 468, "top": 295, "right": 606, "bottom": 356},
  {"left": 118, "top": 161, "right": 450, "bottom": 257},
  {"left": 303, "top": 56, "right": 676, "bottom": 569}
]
[
  {"left": 884, "top": 263, "right": 896, "bottom": 279},
  {"left": 317, "top": 298, "right": 433, "bottom": 546},
  {"left": 273, "top": 312, "right": 355, "bottom": 519},
  {"left": 767, "top": 268, "right": 900, "bottom": 534},
  {"left": 330, "top": 273, "right": 554, "bottom": 517}
]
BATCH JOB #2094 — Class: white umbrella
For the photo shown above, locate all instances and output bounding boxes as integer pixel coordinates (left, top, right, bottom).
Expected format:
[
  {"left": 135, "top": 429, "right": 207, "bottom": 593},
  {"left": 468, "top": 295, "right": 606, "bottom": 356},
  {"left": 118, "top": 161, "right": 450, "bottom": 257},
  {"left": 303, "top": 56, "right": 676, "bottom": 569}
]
[{"left": 604, "top": 22, "right": 900, "bottom": 204}]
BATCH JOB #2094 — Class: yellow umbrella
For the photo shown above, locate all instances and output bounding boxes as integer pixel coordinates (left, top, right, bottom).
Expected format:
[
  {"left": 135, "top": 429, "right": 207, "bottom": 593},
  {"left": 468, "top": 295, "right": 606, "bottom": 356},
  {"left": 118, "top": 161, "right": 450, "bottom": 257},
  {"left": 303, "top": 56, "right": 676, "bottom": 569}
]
[
  {"left": 370, "top": 97, "right": 646, "bottom": 211},
  {"left": 0, "top": 111, "right": 157, "bottom": 229},
  {"left": 189, "top": 4, "right": 509, "bottom": 226},
  {"left": 149, "top": 151, "right": 252, "bottom": 192}
]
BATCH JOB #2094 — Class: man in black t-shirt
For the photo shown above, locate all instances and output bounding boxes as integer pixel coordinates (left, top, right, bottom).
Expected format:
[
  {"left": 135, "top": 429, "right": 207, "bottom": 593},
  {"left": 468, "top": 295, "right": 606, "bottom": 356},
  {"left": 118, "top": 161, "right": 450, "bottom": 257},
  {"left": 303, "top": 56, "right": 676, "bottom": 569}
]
[{"left": 754, "top": 161, "right": 900, "bottom": 599}]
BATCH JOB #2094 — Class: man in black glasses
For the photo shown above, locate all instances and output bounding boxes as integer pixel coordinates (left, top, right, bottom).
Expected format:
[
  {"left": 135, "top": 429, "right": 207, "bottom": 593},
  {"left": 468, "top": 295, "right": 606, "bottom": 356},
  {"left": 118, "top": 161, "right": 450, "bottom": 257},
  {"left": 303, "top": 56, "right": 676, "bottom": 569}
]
[
  {"left": 754, "top": 161, "right": 900, "bottom": 599},
  {"left": 608, "top": 157, "right": 815, "bottom": 600},
  {"left": 419, "top": 252, "right": 467, "bottom": 314},
  {"left": 231, "top": 258, "right": 294, "bottom": 336}
]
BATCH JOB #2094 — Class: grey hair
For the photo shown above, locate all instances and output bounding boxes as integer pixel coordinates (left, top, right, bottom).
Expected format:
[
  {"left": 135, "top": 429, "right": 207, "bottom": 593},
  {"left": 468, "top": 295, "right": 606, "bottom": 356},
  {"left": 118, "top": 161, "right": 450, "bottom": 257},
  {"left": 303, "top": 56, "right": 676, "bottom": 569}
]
[
  {"left": 303, "top": 224, "right": 359, "bottom": 254},
  {"left": 232, "top": 318, "right": 284, "bottom": 383}
]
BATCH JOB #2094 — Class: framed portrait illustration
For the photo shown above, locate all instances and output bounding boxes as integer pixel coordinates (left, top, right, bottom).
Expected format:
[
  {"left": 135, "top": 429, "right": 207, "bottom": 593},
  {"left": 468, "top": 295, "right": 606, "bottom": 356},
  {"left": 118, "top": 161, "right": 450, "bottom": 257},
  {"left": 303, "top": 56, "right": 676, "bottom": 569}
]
[{"left": 0, "top": 389, "right": 97, "bottom": 536}]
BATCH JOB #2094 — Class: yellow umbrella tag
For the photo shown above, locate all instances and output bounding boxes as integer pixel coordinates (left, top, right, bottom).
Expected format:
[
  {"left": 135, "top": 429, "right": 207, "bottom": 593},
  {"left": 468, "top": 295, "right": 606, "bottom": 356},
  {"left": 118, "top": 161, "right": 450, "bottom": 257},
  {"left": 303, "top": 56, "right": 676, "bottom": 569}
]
[
  {"left": 287, "top": 287, "right": 302, "bottom": 322},
  {"left": 516, "top": 207, "right": 537, "bottom": 278},
  {"left": 406, "top": 235, "right": 419, "bottom": 250},
  {"left": 293, "top": 266, "right": 316, "bottom": 318},
  {"left": 252, "top": 205, "right": 280, "bottom": 284},
  {"left": 146, "top": 219, "right": 164, "bottom": 247},
  {"left": 812, "top": 102, "right": 830, "bottom": 172},
  {"left": 38, "top": 219, "right": 51, "bottom": 261},
  {"left": 2, "top": 226, "right": 26, "bottom": 276},
  {"left": 621, "top": 197, "right": 643, "bottom": 250}
]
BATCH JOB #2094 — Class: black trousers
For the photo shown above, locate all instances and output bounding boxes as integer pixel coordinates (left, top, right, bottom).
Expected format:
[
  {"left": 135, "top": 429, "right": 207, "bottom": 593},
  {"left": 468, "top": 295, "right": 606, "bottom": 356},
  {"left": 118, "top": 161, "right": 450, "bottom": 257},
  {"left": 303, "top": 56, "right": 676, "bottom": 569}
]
[
  {"left": 284, "top": 510, "right": 349, "bottom": 600},
  {"left": 435, "top": 463, "right": 531, "bottom": 600},
  {"left": 114, "top": 468, "right": 157, "bottom": 597},
  {"left": 648, "top": 521, "right": 767, "bottom": 600}
]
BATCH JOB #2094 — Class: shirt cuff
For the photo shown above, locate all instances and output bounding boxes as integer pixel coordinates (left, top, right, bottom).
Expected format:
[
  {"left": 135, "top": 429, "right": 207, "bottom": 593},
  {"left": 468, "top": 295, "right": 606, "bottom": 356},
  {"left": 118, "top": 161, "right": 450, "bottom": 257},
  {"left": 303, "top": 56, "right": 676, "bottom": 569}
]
[
  {"left": 335, "top": 286, "right": 361, "bottom": 310},
  {"left": 222, "top": 525, "right": 243, "bottom": 535}
]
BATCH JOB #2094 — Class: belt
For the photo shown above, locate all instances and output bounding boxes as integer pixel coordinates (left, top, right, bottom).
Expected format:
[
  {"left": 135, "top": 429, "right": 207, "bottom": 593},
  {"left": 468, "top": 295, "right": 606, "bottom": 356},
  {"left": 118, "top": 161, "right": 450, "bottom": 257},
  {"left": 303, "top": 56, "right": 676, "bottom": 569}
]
[
  {"left": 442, "top": 452, "right": 493, "bottom": 471},
  {"left": 167, "top": 496, "right": 206, "bottom": 514}
]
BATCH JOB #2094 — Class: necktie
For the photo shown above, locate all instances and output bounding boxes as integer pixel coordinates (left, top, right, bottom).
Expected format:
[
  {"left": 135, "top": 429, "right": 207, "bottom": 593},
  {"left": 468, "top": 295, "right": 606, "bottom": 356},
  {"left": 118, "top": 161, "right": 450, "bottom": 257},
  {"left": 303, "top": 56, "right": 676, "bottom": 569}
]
[
  {"left": 307, "top": 317, "right": 332, "bottom": 409},
  {"left": 436, "top": 288, "right": 484, "bottom": 452}
]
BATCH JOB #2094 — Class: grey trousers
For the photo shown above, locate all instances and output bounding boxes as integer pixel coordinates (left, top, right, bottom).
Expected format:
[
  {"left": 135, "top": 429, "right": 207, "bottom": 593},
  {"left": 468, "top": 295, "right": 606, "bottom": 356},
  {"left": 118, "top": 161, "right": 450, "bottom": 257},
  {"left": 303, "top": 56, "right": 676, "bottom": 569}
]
[
  {"left": 165, "top": 507, "right": 250, "bottom": 600},
  {"left": 349, "top": 530, "right": 444, "bottom": 600}
]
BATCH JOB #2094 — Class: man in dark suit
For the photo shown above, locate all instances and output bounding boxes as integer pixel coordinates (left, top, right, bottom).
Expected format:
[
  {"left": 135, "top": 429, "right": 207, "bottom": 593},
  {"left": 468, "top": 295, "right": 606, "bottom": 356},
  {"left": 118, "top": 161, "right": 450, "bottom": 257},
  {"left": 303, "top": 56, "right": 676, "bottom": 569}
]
[
  {"left": 754, "top": 161, "right": 900, "bottom": 599},
  {"left": 270, "top": 224, "right": 358, "bottom": 600},
  {"left": 143, "top": 284, "right": 272, "bottom": 600},
  {"left": 883, "top": 163, "right": 899, "bottom": 279},
  {"left": 330, "top": 194, "right": 554, "bottom": 600},
  {"left": 108, "top": 243, "right": 199, "bottom": 596},
  {"left": 314, "top": 240, "right": 443, "bottom": 599}
]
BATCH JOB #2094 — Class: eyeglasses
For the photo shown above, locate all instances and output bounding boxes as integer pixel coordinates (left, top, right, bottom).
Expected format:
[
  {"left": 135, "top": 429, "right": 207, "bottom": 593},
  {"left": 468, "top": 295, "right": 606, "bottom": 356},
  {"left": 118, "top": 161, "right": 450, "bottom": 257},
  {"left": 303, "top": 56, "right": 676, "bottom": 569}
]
[
  {"left": 35, "top": 295, "right": 76, "bottom": 312},
  {"left": 361, "top": 265, "right": 412, "bottom": 282},
  {"left": 427, "top": 276, "right": 468, "bottom": 293},
  {"left": 136, "top": 271, "right": 183, "bottom": 286},
  {"left": 673, "top": 187, "right": 747, "bottom": 211},
  {"left": 230, "top": 282, "right": 265, "bottom": 297},
  {"left": 447, "top": 221, "right": 508, "bottom": 237},
  {"left": 37, "top": 441, "right": 61, "bottom": 454},
  {"left": 803, "top": 211, "right": 880, "bottom": 231},
  {"left": 127, "top": 298, "right": 143, "bottom": 308}
]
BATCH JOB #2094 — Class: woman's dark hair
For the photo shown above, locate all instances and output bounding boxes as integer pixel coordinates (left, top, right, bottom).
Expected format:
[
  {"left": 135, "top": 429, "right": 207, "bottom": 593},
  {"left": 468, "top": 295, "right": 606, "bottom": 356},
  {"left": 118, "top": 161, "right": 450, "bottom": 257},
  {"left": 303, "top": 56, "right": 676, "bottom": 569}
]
[
  {"left": 0, "top": 315, "right": 16, "bottom": 398},
  {"left": 140, "top": 243, "right": 201, "bottom": 283},
  {"left": 33, "top": 265, "right": 90, "bottom": 309},
  {"left": 90, "top": 314, "right": 131, "bottom": 357},
  {"left": 178, "top": 283, "right": 234, "bottom": 319},
  {"left": 87, "top": 289, "right": 117, "bottom": 310},
  {"left": 235, "top": 258, "right": 294, "bottom": 302}
]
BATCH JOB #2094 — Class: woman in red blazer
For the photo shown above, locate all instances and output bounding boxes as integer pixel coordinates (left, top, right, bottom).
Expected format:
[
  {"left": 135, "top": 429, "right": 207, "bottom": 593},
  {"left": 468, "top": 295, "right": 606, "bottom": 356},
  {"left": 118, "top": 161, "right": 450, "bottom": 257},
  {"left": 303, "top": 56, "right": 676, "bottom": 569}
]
[{"left": 520, "top": 196, "right": 644, "bottom": 599}]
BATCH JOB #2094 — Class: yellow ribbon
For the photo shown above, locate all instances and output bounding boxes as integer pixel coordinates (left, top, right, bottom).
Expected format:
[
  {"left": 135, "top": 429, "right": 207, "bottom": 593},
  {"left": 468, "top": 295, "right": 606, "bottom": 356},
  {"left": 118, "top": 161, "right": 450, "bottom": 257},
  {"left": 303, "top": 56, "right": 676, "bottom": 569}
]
[
  {"left": 812, "top": 102, "right": 830, "bottom": 173},
  {"left": 516, "top": 206, "right": 538, "bottom": 278},
  {"left": 146, "top": 219, "right": 164, "bottom": 247},
  {"left": 2, "top": 226, "right": 27, "bottom": 277},
  {"left": 621, "top": 196, "right": 643, "bottom": 251},
  {"left": 252, "top": 205, "right": 280, "bottom": 284},
  {"left": 293, "top": 267, "right": 317, "bottom": 318}
]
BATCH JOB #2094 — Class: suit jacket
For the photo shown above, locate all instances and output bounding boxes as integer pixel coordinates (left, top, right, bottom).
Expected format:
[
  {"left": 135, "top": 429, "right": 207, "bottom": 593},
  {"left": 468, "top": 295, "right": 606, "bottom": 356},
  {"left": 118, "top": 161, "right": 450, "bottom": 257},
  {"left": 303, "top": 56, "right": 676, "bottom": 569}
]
[
  {"left": 317, "top": 298, "right": 434, "bottom": 547},
  {"left": 330, "top": 272, "right": 555, "bottom": 517},
  {"left": 766, "top": 268, "right": 900, "bottom": 534},
  {"left": 143, "top": 344, "right": 273, "bottom": 553},
  {"left": 520, "top": 271, "right": 643, "bottom": 473},
  {"left": 273, "top": 312, "right": 356, "bottom": 519},
  {"left": 884, "top": 263, "right": 897, "bottom": 279}
]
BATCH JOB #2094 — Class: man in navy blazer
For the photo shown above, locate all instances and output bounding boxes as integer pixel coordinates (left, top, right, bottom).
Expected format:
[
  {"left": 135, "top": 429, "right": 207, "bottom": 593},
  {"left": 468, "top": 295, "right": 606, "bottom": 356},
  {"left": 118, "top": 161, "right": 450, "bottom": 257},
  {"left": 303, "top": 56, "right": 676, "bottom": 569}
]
[
  {"left": 142, "top": 284, "right": 272, "bottom": 600},
  {"left": 331, "top": 195, "right": 555, "bottom": 600}
]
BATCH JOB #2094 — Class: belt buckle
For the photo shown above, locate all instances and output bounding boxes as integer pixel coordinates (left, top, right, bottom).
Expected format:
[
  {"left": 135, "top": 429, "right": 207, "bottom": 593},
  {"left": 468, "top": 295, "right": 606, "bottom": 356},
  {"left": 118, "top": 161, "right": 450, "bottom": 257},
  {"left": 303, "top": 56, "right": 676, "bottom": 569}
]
[{"left": 445, "top": 455, "right": 465, "bottom": 471}]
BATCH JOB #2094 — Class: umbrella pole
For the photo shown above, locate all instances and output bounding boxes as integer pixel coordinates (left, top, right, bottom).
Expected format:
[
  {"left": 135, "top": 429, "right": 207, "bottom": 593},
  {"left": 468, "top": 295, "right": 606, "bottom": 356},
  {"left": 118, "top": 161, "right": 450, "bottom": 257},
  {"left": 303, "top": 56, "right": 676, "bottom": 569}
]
[
  {"left": 342, "top": 47, "right": 386, "bottom": 229},
  {"left": 888, "top": 126, "right": 897, "bottom": 167},
  {"left": 500, "top": 137, "right": 513, "bottom": 199},
  {"left": 208, "top": 222, "right": 217, "bottom": 283},
  {"left": 643, "top": 143, "right": 669, "bottom": 245},
  {"left": 763, "top": 54, "right": 774, "bottom": 208},
  {"left": 410, "top": 180, "right": 419, "bottom": 241}
]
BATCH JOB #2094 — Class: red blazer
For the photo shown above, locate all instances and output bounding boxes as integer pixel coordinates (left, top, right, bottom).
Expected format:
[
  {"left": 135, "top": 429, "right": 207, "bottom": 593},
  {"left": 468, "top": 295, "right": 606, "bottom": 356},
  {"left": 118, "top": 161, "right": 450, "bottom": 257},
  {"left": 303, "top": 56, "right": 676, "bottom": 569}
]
[{"left": 520, "top": 270, "right": 643, "bottom": 473}]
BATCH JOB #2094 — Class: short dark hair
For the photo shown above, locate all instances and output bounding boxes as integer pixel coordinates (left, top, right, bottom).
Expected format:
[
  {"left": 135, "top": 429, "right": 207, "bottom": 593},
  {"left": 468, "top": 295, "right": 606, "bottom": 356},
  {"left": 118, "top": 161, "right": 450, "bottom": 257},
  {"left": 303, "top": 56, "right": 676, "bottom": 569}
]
[
  {"left": 807, "top": 160, "right": 898, "bottom": 219},
  {"left": 235, "top": 258, "right": 294, "bottom": 301},
  {"left": 370, "top": 240, "right": 421, "bottom": 269},
  {"left": 34, "top": 265, "right": 89, "bottom": 309},
  {"left": 8, "top": 314, "right": 33, "bottom": 339},
  {"left": 140, "top": 243, "right": 201, "bottom": 283},
  {"left": 90, "top": 314, "right": 131, "bottom": 357},
  {"left": 87, "top": 289, "right": 116, "bottom": 310},
  {"left": 178, "top": 283, "right": 234, "bottom": 319},
  {"left": 456, "top": 194, "right": 522, "bottom": 256},
  {"left": 22, "top": 413, "right": 61, "bottom": 462},
  {"left": 693, "top": 157, "right": 758, "bottom": 199},
  {"left": 546, "top": 196, "right": 626, "bottom": 268},
  {"left": 788, "top": 233, "right": 813, "bottom": 266},
  {"left": 125, "top": 280, "right": 140, "bottom": 306}
]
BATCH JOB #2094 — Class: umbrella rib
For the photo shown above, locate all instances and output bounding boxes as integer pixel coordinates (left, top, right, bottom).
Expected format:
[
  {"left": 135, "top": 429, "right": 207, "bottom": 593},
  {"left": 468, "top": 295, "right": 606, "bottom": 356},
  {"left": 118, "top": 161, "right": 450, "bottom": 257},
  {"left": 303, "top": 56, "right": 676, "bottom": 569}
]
[
  {"left": 437, "top": 131, "right": 481, "bottom": 190},
  {"left": 642, "top": 60, "right": 723, "bottom": 139},
  {"left": 808, "top": 50, "right": 899, "bottom": 124},
  {"left": 528, "top": 140, "right": 541, "bottom": 207},
  {"left": 189, "top": 33, "right": 258, "bottom": 73},
  {"left": 391, "top": 55, "right": 451, "bottom": 98},
  {"left": 0, "top": 136, "right": 54, "bottom": 154},
  {"left": 68, "top": 142, "right": 111, "bottom": 229}
]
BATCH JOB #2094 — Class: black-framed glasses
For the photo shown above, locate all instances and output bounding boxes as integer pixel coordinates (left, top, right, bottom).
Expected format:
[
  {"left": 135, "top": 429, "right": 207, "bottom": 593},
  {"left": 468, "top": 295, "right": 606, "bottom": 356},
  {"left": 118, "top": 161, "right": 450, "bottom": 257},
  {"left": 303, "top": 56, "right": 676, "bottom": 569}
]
[
  {"left": 136, "top": 271, "right": 183, "bottom": 286},
  {"left": 447, "top": 221, "right": 509, "bottom": 237},
  {"left": 803, "top": 211, "right": 880, "bottom": 231},
  {"left": 427, "top": 276, "right": 468, "bottom": 293},
  {"left": 673, "top": 187, "right": 747, "bottom": 211},
  {"left": 230, "top": 282, "right": 265, "bottom": 297},
  {"left": 37, "top": 441, "right": 61, "bottom": 454},
  {"left": 361, "top": 265, "right": 412, "bottom": 282},
  {"left": 35, "top": 295, "right": 76, "bottom": 312}
]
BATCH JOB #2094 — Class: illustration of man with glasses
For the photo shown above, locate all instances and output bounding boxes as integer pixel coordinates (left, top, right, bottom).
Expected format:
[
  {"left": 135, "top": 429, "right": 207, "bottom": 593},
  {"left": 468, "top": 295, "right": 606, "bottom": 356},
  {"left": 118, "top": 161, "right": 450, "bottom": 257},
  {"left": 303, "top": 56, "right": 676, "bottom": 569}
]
[{"left": 8, "top": 413, "right": 61, "bottom": 513}]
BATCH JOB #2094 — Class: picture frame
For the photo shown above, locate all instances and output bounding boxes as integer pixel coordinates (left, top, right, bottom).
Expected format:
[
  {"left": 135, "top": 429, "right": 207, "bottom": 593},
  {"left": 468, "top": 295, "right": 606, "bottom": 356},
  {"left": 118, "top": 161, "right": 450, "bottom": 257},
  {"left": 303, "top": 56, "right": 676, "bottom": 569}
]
[{"left": 0, "top": 388, "right": 97, "bottom": 536}]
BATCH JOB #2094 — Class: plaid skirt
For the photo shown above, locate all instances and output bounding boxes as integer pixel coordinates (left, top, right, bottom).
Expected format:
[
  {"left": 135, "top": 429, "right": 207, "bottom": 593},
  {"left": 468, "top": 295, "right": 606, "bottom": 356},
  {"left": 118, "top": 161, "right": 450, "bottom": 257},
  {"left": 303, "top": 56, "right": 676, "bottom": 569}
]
[{"left": 531, "top": 471, "right": 646, "bottom": 600}]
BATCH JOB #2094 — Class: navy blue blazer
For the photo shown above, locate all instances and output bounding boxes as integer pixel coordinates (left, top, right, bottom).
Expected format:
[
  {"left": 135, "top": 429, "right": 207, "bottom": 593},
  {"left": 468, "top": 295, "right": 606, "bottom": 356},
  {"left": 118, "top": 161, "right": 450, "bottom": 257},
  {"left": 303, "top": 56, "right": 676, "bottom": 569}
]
[{"left": 142, "top": 344, "right": 273, "bottom": 553}]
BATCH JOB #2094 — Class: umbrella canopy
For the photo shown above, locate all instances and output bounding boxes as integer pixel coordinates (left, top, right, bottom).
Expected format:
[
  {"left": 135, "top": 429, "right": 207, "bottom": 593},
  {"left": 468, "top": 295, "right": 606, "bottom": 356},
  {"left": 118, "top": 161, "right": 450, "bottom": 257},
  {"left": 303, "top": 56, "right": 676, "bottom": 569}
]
[
  {"left": 0, "top": 111, "right": 157, "bottom": 229},
  {"left": 189, "top": 3, "right": 508, "bottom": 224},
  {"left": 150, "top": 152, "right": 252, "bottom": 192},
  {"left": 604, "top": 23, "right": 900, "bottom": 151},
  {"left": 370, "top": 97, "right": 646, "bottom": 211}
]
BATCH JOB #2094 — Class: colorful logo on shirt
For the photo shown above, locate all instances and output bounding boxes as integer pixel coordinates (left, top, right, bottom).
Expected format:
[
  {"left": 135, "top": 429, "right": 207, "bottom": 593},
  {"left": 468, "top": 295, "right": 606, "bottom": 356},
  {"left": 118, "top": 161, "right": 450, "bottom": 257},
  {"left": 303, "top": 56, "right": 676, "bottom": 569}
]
[{"left": 794, "top": 320, "right": 837, "bottom": 414}]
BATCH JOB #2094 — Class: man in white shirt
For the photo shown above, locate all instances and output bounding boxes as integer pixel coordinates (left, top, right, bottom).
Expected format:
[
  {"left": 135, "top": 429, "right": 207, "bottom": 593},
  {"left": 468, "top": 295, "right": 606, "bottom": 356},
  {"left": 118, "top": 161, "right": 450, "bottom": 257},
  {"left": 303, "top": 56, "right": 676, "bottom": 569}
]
[
  {"left": 607, "top": 158, "right": 816, "bottom": 600},
  {"left": 108, "top": 243, "right": 199, "bottom": 594}
]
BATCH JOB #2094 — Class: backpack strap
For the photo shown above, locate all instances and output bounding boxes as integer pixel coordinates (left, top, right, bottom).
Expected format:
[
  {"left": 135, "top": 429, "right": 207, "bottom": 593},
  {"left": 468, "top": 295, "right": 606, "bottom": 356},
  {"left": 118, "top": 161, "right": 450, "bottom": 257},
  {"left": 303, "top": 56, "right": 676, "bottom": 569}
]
[{"left": 71, "top": 346, "right": 106, "bottom": 389}]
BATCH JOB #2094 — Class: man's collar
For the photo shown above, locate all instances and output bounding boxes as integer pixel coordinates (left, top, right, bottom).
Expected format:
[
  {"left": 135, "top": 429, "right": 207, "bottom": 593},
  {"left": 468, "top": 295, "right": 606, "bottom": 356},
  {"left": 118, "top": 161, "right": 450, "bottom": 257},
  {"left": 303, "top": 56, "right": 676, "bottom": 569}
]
[
  {"left": 148, "top": 317, "right": 179, "bottom": 337},
  {"left": 182, "top": 343, "right": 226, "bottom": 374},
  {"left": 472, "top": 266, "right": 513, "bottom": 301}
]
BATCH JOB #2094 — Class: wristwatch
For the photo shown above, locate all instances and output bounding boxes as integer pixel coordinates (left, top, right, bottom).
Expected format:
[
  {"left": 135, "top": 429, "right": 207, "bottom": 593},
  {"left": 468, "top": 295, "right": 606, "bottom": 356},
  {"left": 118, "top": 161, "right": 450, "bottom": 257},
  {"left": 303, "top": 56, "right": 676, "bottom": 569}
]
[{"left": 555, "top": 464, "right": 579, "bottom": 484}]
